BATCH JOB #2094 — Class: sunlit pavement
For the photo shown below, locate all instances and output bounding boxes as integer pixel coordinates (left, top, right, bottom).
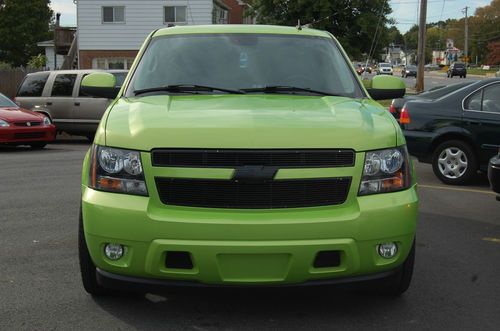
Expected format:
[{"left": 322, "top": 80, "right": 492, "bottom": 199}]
[{"left": 0, "top": 142, "right": 499, "bottom": 330}]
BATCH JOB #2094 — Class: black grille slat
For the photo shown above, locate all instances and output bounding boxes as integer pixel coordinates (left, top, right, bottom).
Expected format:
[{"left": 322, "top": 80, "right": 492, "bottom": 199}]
[
  {"left": 155, "top": 178, "right": 351, "bottom": 209},
  {"left": 152, "top": 149, "right": 355, "bottom": 168}
]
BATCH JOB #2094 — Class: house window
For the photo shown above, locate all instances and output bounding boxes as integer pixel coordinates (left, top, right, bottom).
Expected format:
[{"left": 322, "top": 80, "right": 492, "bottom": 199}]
[
  {"left": 92, "top": 58, "right": 134, "bottom": 70},
  {"left": 212, "top": 4, "right": 228, "bottom": 24},
  {"left": 102, "top": 6, "right": 125, "bottom": 23},
  {"left": 164, "top": 6, "right": 187, "bottom": 24}
]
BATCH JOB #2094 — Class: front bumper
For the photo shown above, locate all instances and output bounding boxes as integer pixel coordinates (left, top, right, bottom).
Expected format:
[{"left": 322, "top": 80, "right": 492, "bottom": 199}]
[
  {"left": 82, "top": 184, "right": 418, "bottom": 286},
  {"left": 488, "top": 155, "right": 500, "bottom": 196},
  {"left": 96, "top": 267, "right": 398, "bottom": 291},
  {"left": 0, "top": 125, "right": 56, "bottom": 144}
]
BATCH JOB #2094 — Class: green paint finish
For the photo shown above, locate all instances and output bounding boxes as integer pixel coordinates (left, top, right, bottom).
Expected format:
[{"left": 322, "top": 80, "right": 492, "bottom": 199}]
[
  {"left": 81, "top": 72, "right": 116, "bottom": 88},
  {"left": 105, "top": 95, "right": 397, "bottom": 151},
  {"left": 81, "top": 25, "right": 418, "bottom": 286},
  {"left": 154, "top": 24, "right": 331, "bottom": 38},
  {"left": 371, "top": 75, "right": 406, "bottom": 90}
]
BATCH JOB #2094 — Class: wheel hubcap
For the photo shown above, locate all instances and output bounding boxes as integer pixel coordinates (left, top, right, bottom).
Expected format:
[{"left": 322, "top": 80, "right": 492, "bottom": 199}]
[{"left": 438, "top": 147, "right": 468, "bottom": 179}]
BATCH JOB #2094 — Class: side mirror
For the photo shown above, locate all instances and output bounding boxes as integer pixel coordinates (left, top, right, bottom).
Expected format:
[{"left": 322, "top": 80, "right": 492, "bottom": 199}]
[
  {"left": 81, "top": 73, "right": 119, "bottom": 99},
  {"left": 366, "top": 75, "right": 406, "bottom": 100}
]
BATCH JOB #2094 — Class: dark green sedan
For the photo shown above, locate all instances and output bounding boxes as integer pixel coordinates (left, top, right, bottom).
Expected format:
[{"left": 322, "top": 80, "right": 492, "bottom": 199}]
[{"left": 400, "top": 78, "right": 500, "bottom": 185}]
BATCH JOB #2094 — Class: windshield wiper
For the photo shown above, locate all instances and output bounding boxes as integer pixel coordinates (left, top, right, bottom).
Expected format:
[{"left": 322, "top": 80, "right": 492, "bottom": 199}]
[
  {"left": 134, "top": 84, "right": 245, "bottom": 96},
  {"left": 241, "top": 86, "right": 340, "bottom": 96}
]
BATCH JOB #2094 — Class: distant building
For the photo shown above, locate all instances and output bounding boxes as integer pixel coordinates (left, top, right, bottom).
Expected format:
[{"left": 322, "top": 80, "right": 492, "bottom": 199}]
[
  {"left": 37, "top": 40, "right": 65, "bottom": 70},
  {"left": 76, "top": 0, "right": 255, "bottom": 69},
  {"left": 432, "top": 47, "right": 461, "bottom": 66},
  {"left": 384, "top": 45, "right": 402, "bottom": 65}
]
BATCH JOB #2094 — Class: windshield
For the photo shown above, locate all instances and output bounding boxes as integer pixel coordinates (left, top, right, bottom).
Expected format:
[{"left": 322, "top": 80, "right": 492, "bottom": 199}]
[
  {"left": 126, "top": 34, "right": 362, "bottom": 97},
  {"left": 380, "top": 63, "right": 391, "bottom": 68},
  {"left": 406, "top": 66, "right": 416, "bottom": 70},
  {"left": 0, "top": 94, "right": 17, "bottom": 107}
]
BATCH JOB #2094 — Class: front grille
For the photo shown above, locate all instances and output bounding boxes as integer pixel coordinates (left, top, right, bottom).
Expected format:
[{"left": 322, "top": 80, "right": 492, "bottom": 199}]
[
  {"left": 14, "top": 121, "right": 41, "bottom": 127},
  {"left": 152, "top": 149, "right": 355, "bottom": 168},
  {"left": 14, "top": 132, "right": 45, "bottom": 139},
  {"left": 155, "top": 177, "right": 351, "bottom": 209}
]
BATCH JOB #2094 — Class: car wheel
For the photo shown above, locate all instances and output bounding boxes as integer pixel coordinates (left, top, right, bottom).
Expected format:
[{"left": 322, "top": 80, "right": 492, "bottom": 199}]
[
  {"left": 463, "top": 75, "right": 467, "bottom": 78},
  {"left": 378, "top": 239, "right": 415, "bottom": 296},
  {"left": 432, "top": 140, "right": 477, "bottom": 185},
  {"left": 79, "top": 208, "right": 109, "bottom": 296},
  {"left": 30, "top": 143, "right": 47, "bottom": 149}
]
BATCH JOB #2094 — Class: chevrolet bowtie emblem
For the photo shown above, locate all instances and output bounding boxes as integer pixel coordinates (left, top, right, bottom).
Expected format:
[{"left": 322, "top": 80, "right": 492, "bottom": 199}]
[{"left": 232, "top": 165, "right": 278, "bottom": 183}]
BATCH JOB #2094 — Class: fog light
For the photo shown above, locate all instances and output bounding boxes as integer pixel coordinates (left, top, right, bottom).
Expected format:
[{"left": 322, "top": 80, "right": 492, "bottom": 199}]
[
  {"left": 104, "top": 243, "right": 124, "bottom": 260},
  {"left": 378, "top": 242, "right": 398, "bottom": 259}
]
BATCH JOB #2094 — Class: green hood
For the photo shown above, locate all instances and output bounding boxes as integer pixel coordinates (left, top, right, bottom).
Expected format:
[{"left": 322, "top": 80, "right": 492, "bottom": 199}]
[{"left": 103, "top": 95, "right": 397, "bottom": 151}]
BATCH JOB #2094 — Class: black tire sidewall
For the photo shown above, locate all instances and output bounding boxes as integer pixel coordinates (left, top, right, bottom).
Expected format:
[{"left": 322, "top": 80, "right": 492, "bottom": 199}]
[
  {"left": 432, "top": 140, "right": 477, "bottom": 185},
  {"left": 79, "top": 207, "right": 108, "bottom": 295}
]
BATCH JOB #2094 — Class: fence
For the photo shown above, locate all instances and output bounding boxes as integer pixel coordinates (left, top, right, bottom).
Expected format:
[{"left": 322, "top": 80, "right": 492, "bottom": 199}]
[{"left": 0, "top": 68, "right": 42, "bottom": 99}]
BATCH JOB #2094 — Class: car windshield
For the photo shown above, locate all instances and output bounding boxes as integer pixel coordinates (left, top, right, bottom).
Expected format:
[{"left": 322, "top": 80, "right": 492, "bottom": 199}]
[
  {"left": 126, "top": 33, "right": 362, "bottom": 97},
  {"left": 0, "top": 94, "right": 17, "bottom": 107},
  {"left": 380, "top": 63, "right": 391, "bottom": 68},
  {"left": 406, "top": 66, "right": 416, "bottom": 70}
]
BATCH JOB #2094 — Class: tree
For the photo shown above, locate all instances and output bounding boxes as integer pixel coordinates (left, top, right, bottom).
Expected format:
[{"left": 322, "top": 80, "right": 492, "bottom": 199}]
[
  {"left": 27, "top": 54, "right": 47, "bottom": 68},
  {"left": 250, "top": 0, "right": 393, "bottom": 60},
  {"left": 0, "top": 0, "right": 53, "bottom": 67},
  {"left": 387, "top": 26, "right": 404, "bottom": 46}
]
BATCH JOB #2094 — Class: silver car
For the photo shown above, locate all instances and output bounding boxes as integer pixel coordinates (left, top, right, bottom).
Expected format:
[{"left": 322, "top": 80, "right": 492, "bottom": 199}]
[{"left": 15, "top": 70, "right": 127, "bottom": 140}]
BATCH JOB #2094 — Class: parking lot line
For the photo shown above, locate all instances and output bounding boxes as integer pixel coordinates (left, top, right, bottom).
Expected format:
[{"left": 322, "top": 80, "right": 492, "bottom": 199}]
[{"left": 418, "top": 184, "right": 495, "bottom": 195}]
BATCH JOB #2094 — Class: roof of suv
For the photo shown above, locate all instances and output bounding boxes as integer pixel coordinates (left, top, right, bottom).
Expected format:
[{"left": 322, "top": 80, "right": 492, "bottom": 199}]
[
  {"left": 25, "top": 69, "right": 128, "bottom": 76},
  {"left": 153, "top": 24, "right": 333, "bottom": 38}
]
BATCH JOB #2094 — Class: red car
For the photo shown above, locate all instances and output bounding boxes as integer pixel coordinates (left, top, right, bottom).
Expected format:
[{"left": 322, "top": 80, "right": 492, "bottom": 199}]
[{"left": 0, "top": 93, "right": 56, "bottom": 149}]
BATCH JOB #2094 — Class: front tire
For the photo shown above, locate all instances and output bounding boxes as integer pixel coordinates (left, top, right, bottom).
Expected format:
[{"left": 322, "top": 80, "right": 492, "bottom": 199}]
[
  {"left": 379, "top": 240, "right": 415, "bottom": 296},
  {"left": 79, "top": 208, "right": 109, "bottom": 296},
  {"left": 432, "top": 140, "right": 477, "bottom": 185}
]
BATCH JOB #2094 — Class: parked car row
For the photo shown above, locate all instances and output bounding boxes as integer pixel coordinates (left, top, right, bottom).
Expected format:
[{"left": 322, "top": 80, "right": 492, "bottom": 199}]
[{"left": 389, "top": 78, "right": 500, "bottom": 190}]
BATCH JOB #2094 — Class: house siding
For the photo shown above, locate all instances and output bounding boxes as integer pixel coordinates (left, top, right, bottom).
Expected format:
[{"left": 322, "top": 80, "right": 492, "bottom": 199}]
[{"left": 77, "top": 0, "right": 214, "bottom": 51}]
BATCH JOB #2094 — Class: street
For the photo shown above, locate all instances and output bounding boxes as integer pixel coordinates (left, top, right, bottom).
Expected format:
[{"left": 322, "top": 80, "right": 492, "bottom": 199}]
[
  {"left": 400, "top": 70, "right": 481, "bottom": 91},
  {"left": 1, "top": 141, "right": 499, "bottom": 330}
]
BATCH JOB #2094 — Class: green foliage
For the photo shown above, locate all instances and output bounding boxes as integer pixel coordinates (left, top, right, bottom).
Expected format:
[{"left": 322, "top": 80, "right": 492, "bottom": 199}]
[
  {"left": 249, "top": 0, "right": 393, "bottom": 60},
  {"left": 27, "top": 54, "right": 47, "bottom": 68},
  {"left": 0, "top": 0, "right": 53, "bottom": 67},
  {"left": 0, "top": 61, "right": 11, "bottom": 69}
]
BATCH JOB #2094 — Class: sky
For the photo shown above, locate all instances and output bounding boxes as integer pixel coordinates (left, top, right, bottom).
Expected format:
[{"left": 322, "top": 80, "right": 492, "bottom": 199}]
[{"left": 52, "top": 0, "right": 492, "bottom": 33}]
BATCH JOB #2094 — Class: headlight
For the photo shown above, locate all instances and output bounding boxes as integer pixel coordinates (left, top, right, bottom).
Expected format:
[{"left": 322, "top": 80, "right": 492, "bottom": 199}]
[
  {"left": 89, "top": 145, "right": 148, "bottom": 196},
  {"left": 358, "top": 146, "right": 411, "bottom": 195},
  {"left": 0, "top": 119, "right": 9, "bottom": 127},
  {"left": 43, "top": 116, "right": 51, "bottom": 126}
]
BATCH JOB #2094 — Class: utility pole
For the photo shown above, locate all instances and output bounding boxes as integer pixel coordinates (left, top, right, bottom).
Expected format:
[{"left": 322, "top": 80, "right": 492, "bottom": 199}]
[
  {"left": 416, "top": 0, "right": 427, "bottom": 92},
  {"left": 463, "top": 6, "right": 469, "bottom": 66}
]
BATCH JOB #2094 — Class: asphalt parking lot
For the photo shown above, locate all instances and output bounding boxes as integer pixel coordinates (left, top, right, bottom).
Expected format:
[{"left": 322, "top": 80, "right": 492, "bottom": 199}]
[{"left": 1, "top": 141, "right": 499, "bottom": 330}]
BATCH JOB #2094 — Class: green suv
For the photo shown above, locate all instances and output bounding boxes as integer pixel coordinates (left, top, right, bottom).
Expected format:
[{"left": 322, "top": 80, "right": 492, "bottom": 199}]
[{"left": 79, "top": 25, "right": 418, "bottom": 296}]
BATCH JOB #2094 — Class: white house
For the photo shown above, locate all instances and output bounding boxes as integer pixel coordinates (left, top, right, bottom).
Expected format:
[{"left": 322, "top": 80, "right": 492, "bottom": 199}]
[
  {"left": 76, "top": 0, "right": 237, "bottom": 69},
  {"left": 37, "top": 40, "right": 65, "bottom": 70}
]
